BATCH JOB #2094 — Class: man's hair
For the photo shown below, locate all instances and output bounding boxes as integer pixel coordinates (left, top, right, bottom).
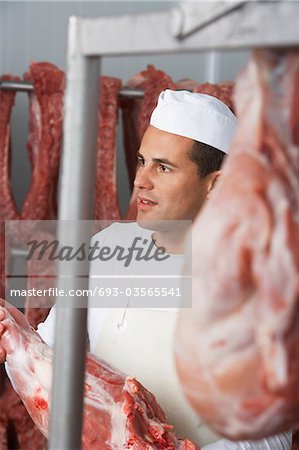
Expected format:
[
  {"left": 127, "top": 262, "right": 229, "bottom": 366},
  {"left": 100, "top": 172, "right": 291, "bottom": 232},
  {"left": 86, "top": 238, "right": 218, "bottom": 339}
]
[{"left": 189, "top": 141, "right": 227, "bottom": 179}]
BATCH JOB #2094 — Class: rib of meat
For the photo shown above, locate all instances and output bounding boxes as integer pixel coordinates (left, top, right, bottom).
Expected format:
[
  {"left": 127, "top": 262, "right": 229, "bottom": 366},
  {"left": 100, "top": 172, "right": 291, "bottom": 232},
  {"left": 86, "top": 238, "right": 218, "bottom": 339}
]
[
  {"left": 0, "top": 306, "right": 199, "bottom": 449},
  {"left": 94, "top": 76, "right": 122, "bottom": 221},
  {"left": 22, "top": 62, "right": 65, "bottom": 221},
  {"left": 174, "top": 49, "right": 299, "bottom": 440}
]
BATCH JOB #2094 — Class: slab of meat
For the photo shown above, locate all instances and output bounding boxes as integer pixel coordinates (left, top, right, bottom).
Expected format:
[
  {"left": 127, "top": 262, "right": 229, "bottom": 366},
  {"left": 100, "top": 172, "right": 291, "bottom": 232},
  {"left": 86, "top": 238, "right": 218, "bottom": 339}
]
[
  {"left": 25, "top": 231, "right": 56, "bottom": 329},
  {"left": 120, "top": 93, "right": 142, "bottom": 191},
  {"left": 0, "top": 75, "right": 21, "bottom": 297},
  {"left": 0, "top": 300, "right": 46, "bottom": 450},
  {"left": 0, "top": 235, "right": 7, "bottom": 301},
  {"left": 174, "top": 49, "right": 299, "bottom": 440},
  {"left": 0, "top": 382, "right": 47, "bottom": 450},
  {"left": 22, "top": 62, "right": 65, "bottom": 221},
  {"left": 94, "top": 76, "right": 122, "bottom": 221},
  {"left": 13, "top": 230, "right": 57, "bottom": 449},
  {"left": 0, "top": 75, "right": 20, "bottom": 225},
  {"left": 0, "top": 305, "right": 199, "bottom": 449}
]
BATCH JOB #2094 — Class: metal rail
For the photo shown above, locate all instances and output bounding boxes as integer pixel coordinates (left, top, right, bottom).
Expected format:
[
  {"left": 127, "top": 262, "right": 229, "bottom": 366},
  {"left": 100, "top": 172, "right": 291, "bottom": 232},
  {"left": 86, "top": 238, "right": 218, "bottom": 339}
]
[{"left": 0, "top": 79, "right": 144, "bottom": 97}]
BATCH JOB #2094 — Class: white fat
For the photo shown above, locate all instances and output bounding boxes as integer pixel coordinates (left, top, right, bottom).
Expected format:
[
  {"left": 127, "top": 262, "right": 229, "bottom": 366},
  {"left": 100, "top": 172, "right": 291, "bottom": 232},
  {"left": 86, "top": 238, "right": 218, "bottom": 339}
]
[
  {"left": 31, "top": 354, "right": 53, "bottom": 391},
  {"left": 84, "top": 372, "right": 128, "bottom": 449},
  {"left": 108, "top": 401, "right": 128, "bottom": 449},
  {"left": 5, "top": 322, "right": 53, "bottom": 400}
]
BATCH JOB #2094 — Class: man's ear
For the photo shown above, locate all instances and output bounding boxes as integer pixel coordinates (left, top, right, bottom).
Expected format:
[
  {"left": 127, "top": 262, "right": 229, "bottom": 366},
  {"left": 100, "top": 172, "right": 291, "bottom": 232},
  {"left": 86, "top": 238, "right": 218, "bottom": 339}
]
[{"left": 206, "top": 170, "right": 221, "bottom": 198}]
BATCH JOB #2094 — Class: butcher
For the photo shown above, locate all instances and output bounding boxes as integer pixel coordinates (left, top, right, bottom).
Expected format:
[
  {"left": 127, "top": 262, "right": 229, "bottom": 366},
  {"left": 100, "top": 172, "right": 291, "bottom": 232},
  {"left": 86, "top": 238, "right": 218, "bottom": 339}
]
[{"left": 0, "top": 90, "right": 292, "bottom": 449}]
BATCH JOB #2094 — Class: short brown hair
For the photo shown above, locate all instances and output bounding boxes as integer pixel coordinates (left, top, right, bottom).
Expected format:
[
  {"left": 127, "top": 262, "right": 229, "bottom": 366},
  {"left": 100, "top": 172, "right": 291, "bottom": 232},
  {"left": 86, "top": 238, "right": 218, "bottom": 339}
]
[{"left": 189, "top": 141, "right": 227, "bottom": 178}]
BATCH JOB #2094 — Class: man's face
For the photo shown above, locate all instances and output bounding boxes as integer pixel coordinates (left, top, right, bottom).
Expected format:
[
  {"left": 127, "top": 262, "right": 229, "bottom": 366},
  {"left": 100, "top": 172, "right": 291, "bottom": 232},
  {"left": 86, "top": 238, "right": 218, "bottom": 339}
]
[{"left": 134, "top": 126, "right": 210, "bottom": 223}]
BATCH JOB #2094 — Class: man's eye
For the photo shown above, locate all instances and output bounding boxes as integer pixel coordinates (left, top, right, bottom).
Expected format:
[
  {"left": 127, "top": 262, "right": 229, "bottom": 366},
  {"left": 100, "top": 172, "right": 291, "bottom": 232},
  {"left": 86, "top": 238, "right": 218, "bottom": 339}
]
[
  {"left": 159, "top": 164, "right": 170, "bottom": 172},
  {"left": 137, "top": 157, "right": 145, "bottom": 166}
]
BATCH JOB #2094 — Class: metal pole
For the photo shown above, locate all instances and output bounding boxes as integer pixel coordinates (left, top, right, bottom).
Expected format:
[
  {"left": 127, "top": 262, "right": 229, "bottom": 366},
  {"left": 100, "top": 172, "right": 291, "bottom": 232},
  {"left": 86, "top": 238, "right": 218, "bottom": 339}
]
[
  {"left": 49, "top": 16, "right": 99, "bottom": 450},
  {"left": 205, "top": 50, "right": 220, "bottom": 84}
]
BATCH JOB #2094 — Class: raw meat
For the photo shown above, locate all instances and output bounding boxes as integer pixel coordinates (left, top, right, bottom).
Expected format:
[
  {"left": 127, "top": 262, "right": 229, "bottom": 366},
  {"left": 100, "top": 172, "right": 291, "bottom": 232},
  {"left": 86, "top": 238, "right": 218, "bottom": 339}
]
[
  {"left": 0, "top": 75, "right": 20, "bottom": 297},
  {"left": 120, "top": 91, "right": 142, "bottom": 191},
  {"left": 95, "top": 76, "right": 122, "bottom": 221},
  {"left": 22, "top": 62, "right": 65, "bottom": 221},
  {"left": 0, "top": 75, "right": 20, "bottom": 225},
  {"left": 0, "top": 382, "right": 46, "bottom": 450},
  {"left": 174, "top": 49, "right": 299, "bottom": 439},
  {"left": 25, "top": 231, "right": 56, "bottom": 329},
  {"left": 0, "top": 420, "right": 7, "bottom": 450},
  {"left": 0, "top": 305, "right": 199, "bottom": 449},
  {"left": 0, "top": 301, "right": 46, "bottom": 449},
  {"left": 0, "top": 235, "right": 7, "bottom": 301}
]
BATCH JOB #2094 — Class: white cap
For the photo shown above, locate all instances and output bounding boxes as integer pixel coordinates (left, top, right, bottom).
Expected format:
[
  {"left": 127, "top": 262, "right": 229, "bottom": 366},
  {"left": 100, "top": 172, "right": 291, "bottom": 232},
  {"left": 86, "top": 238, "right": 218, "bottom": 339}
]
[{"left": 150, "top": 89, "right": 238, "bottom": 154}]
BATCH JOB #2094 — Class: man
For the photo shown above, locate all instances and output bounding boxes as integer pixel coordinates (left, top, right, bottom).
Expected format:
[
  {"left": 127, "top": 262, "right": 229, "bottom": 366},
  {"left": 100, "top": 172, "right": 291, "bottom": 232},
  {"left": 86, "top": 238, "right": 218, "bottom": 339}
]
[{"left": 1, "top": 90, "right": 291, "bottom": 448}]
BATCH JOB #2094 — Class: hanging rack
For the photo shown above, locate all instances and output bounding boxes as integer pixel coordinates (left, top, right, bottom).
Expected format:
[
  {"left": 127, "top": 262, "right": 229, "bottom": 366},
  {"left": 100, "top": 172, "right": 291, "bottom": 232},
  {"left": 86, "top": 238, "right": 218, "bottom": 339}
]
[{"left": 0, "top": 79, "right": 144, "bottom": 97}]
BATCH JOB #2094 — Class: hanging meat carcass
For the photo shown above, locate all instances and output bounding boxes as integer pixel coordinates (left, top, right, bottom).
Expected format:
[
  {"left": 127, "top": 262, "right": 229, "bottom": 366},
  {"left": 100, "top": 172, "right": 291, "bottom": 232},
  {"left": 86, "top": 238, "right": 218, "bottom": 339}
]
[
  {"left": 94, "top": 76, "right": 123, "bottom": 222},
  {"left": 0, "top": 304, "right": 199, "bottom": 449},
  {"left": 0, "top": 75, "right": 20, "bottom": 298},
  {"left": 174, "top": 49, "right": 299, "bottom": 440},
  {"left": 22, "top": 62, "right": 65, "bottom": 221}
]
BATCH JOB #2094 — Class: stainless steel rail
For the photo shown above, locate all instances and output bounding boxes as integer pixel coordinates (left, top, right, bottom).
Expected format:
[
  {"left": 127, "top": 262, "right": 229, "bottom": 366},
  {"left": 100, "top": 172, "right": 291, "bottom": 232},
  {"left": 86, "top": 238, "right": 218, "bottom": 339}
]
[{"left": 0, "top": 79, "right": 144, "bottom": 97}]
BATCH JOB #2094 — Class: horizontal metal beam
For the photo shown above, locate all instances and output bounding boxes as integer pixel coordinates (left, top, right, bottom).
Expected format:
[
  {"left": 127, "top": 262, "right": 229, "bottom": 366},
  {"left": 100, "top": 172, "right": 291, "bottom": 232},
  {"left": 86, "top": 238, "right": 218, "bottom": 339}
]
[
  {"left": 0, "top": 80, "right": 144, "bottom": 98},
  {"left": 79, "top": 1, "right": 299, "bottom": 56},
  {"left": 0, "top": 81, "right": 34, "bottom": 92}
]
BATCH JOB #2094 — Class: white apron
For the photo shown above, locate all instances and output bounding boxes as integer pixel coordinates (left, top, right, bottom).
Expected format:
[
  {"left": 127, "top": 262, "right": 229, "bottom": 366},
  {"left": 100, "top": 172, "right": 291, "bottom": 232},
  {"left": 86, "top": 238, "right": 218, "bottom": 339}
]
[{"left": 95, "top": 307, "right": 219, "bottom": 447}]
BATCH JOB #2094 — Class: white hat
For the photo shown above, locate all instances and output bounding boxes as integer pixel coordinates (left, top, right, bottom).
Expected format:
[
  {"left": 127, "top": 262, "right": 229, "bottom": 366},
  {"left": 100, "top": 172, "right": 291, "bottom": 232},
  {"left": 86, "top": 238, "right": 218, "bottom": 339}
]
[{"left": 150, "top": 89, "right": 238, "bottom": 154}]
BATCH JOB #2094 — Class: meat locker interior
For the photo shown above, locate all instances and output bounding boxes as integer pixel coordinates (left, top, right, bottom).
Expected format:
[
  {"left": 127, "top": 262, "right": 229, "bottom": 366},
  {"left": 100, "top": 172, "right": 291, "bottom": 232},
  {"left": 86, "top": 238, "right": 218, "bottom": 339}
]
[{"left": 0, "top": 2, "right": 298, "bottom": 450}]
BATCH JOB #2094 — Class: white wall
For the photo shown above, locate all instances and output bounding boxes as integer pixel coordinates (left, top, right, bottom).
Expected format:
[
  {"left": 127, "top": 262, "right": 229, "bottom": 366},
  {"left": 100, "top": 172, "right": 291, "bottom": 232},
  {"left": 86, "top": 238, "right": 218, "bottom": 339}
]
[{"left": 0, "top": 1, "right": 249, "bottom": 213}]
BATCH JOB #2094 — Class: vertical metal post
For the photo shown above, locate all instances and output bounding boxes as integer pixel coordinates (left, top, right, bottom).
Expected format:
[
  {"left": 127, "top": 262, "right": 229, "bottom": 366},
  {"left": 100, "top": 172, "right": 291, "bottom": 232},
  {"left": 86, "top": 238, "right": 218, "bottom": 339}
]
[
  {"left": 205, "top": 50, "right": 220, "bottom": 83},
  {"left": 49, "top": 17, "right": 100, "bottom": 450}
]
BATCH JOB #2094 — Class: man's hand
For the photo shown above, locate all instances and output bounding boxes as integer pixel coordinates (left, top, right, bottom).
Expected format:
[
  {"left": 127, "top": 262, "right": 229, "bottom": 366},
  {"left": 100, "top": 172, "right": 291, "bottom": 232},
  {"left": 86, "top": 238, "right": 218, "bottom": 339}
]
[{"left": 0, "top": 299, "right": 31, "bottom": 363}]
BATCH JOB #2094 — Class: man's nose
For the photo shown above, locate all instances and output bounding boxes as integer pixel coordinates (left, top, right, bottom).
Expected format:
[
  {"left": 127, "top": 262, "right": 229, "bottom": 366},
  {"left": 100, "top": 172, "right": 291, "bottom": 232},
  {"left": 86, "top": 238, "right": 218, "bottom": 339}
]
[{"left": 134, "top": 167, "right": 153, "bottom": 190}]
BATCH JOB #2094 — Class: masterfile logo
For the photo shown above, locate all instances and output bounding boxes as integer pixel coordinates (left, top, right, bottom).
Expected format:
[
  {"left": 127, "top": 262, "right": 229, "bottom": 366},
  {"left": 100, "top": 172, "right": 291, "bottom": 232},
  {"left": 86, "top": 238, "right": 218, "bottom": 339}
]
[
  {"left": 5, "top": 220, "right": 192, "bottom": 309},
  {"left": 26, "top": 236, "right": 170, "bottom": 266}
]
